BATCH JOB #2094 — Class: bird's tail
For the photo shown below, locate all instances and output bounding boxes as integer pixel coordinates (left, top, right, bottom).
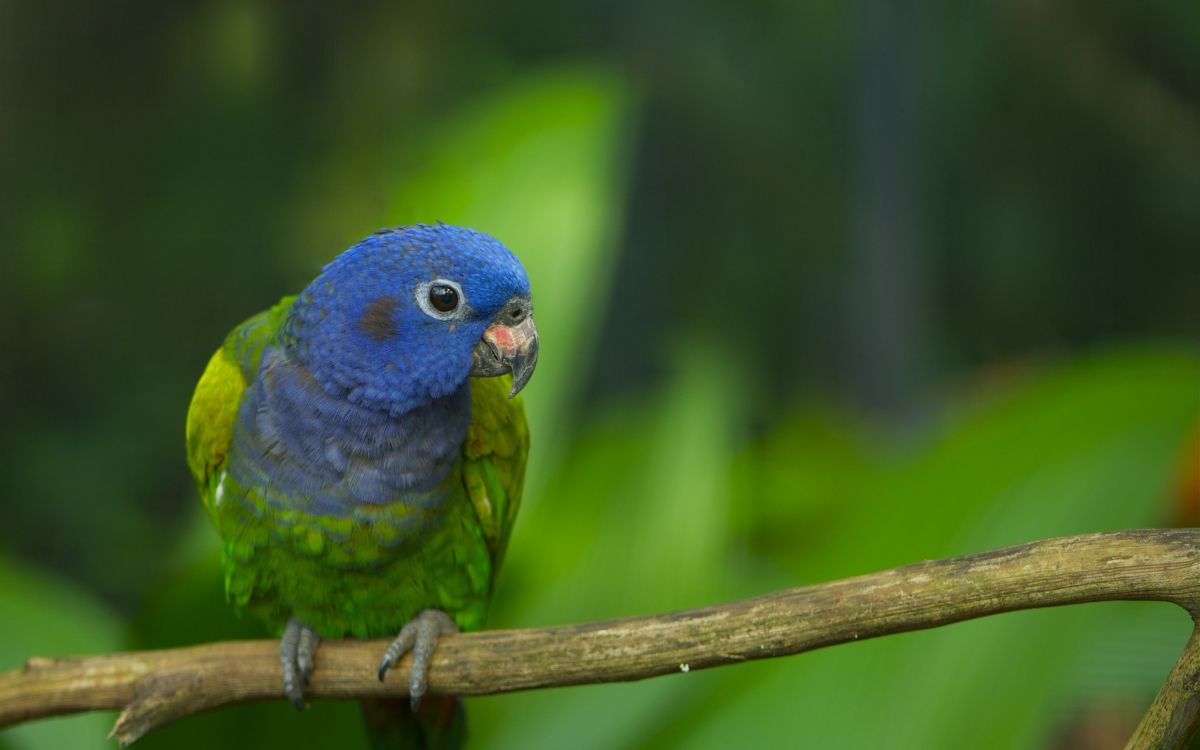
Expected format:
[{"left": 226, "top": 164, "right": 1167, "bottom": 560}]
[{"left": 360, "top": 697, "right": 466, "bottom": 750}]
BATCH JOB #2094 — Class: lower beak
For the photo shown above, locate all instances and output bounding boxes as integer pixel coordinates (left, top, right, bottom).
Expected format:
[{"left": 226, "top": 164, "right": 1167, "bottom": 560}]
[{"left": 470, "top": 315, "right": 539, "bottom": 397}]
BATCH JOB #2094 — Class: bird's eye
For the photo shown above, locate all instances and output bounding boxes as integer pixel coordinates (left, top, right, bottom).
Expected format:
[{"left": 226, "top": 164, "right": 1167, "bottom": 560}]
[
  {"left": 428, "top": 284, "right": 459, "bottom": 313},
  {"left": 415, "top": 278, "right": 467, "bottom": 320}
]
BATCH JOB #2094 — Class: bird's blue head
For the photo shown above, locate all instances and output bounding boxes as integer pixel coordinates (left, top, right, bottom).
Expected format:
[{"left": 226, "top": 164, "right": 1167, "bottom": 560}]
[{"left": 286, "top": 224, "right": 538, "bottom": 415}]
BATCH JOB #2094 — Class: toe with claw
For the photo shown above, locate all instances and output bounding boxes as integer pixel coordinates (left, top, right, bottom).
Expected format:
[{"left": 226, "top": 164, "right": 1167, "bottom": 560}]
[
  {"left": 280, "top": 618, "right": 321, "bottom": 710},
  {"left": 377, "top": 609, "right": 459, "bottom": 711}
]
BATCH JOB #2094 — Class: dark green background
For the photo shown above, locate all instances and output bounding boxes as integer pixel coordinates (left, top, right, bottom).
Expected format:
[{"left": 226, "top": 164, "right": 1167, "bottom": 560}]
[{"left": 1, "top": 1, "right": 1197, "bottom": 748}]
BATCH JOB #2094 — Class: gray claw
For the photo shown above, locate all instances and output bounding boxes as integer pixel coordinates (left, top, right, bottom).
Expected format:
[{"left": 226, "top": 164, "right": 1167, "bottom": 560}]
[
  {"left": 298, "top": 626, "right": 320, "bottom": 686},
  {"left": 280, "top": 618, "right": 320, "bottom": 710},
  {"left": 377, "top": 609, "right": 459, "bottom": 711}
]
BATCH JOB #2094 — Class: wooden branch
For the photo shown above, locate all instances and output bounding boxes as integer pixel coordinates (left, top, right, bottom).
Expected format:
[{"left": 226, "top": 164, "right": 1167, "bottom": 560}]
[
  {"left": 2, "top": 529, "right": 1197, "bottom": 748},
  {"left": 1127, "top": 624, "right": 1200, "bottom": 750}
]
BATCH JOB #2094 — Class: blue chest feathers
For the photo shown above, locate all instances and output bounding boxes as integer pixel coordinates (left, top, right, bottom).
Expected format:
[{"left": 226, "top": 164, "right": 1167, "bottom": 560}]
[{"left": 226, "top": 346, "right": 472, "bottom": 516}]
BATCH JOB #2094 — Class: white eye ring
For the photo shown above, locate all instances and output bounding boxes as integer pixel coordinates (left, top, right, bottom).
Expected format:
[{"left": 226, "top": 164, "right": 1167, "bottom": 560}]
[{"left": 414, "top": 278, "right": 469, "bottom": 321}]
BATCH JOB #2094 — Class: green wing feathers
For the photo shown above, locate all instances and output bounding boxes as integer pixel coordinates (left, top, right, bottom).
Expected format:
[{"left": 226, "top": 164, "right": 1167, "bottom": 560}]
[
  {"left": 185, "top": 297, "right": 294, "bottom": 505},
  {"left": 464, "top": 374, "right": 530, "bottom": 569}
]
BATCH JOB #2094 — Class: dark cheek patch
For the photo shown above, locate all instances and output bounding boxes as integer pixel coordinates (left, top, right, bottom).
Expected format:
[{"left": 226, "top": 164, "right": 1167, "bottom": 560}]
[{"left": 359, "top": 295, "right": 399, "bottom": 341}]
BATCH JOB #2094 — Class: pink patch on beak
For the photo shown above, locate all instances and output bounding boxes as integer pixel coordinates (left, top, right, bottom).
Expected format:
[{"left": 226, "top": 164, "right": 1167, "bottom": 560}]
[{"left": 485, "top": 324, "right": 518, "bottom": 357}]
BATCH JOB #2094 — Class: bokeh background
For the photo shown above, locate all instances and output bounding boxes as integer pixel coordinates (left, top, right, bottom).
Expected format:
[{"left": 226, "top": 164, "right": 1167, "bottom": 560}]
[{"left": 1, "top": 1, "right": 1198, "bottom": 748}]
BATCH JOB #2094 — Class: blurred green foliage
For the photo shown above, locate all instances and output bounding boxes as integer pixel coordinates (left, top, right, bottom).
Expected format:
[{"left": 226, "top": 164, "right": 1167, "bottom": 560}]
[{"left": 1, "top": 0, "right": 1198, "bottom": 748}]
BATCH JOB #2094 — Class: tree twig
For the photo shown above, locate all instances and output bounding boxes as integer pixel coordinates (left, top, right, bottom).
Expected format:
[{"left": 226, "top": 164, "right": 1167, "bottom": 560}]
[
  {"left": 1, "top": 529, "right": 1197, "bottom": 747},
  {"left": 1127, "top": 623, "right": 1200, "bottom": 750}
]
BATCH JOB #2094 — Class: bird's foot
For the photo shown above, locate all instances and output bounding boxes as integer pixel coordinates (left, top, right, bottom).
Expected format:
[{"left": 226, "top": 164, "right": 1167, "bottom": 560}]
[
  {"left": 280, "top": 618, "right": 321, "bottom": 710},
  {"left": 377, "top": 609, "right": 459, "bottom": 711}
]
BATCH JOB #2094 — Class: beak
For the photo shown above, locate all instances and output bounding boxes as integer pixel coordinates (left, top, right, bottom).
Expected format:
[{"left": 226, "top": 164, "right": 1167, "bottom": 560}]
[{"left": 470, "top": 313, "right": 539, "bottom": 397}]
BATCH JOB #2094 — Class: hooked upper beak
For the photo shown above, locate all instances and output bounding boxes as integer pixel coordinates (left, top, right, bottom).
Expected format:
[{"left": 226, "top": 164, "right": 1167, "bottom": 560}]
[{"left": 470, "top": 309, "right": 539, "bottom": 397}]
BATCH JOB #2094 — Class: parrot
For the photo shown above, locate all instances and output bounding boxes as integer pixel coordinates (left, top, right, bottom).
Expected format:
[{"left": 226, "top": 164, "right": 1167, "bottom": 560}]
[{"left": 184, "top": 224, "right": 537, "bottom": 748}]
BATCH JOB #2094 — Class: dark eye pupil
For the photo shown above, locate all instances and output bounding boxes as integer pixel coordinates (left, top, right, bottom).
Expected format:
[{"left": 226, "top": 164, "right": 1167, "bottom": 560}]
[{"left": 429, "top": 285, "right": 459, "bottom": 313}]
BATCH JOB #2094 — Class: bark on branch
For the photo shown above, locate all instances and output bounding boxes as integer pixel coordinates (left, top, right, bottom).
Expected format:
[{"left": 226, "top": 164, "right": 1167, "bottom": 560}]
[{"left": 1, "top": 529, "right": 1197, "bottom": 748}]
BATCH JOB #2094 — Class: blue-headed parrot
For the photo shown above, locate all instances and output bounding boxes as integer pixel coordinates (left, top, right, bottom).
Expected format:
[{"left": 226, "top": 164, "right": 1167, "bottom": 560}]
[{"left": 185, "top": 225, "right": 537, "bottom": 748}]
